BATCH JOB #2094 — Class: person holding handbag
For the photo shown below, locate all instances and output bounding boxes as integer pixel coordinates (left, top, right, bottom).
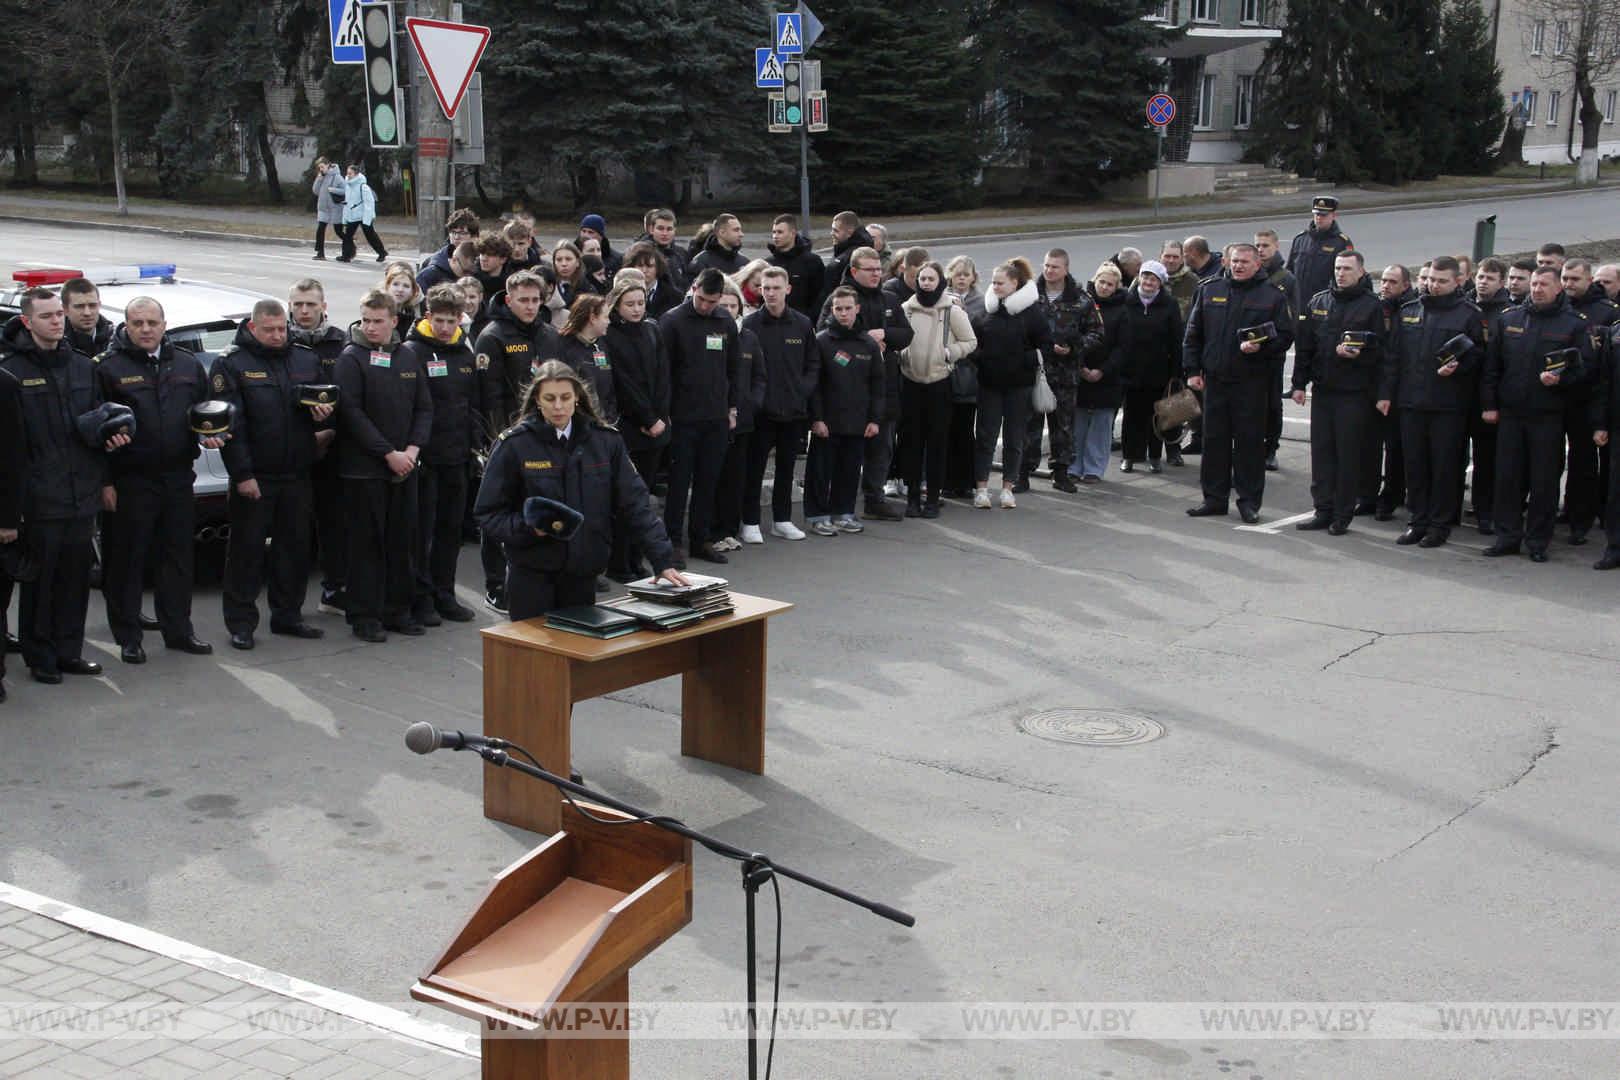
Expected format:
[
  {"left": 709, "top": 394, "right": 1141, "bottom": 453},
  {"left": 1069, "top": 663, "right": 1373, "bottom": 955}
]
[
  {"left": 311, "top": 157, "right": 345, "bottom": 261},
  {"left": 1116, "top": 260, "right": 1184, "bottom": 474},
  {"left": 899, "top": 262, "right": 976, "bottom": 517}
]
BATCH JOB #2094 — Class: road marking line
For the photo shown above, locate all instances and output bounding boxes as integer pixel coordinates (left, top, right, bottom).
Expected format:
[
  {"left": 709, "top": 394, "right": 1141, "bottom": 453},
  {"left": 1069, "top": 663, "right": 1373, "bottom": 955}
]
[
  {"left": 1236, "top": 510, "right": 1320, "bottom": 534},
  {"left": 219, "top": 663, "right": 340, "bottom": 737},
  {"left": 0, "top": 880, "right": 477, "bottom": 1057}
]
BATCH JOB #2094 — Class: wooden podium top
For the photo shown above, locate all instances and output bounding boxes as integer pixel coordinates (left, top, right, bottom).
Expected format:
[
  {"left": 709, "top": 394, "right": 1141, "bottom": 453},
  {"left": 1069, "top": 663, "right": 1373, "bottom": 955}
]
[{"left": 482, "top": 591, "right": 792, "bottom": 662}]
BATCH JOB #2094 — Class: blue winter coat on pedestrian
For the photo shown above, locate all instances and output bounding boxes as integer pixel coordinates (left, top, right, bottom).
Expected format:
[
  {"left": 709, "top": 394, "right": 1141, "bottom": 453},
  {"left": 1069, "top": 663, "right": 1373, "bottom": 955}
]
[{"left": 341, "top": 173, "right": 377, "bottom": 227}]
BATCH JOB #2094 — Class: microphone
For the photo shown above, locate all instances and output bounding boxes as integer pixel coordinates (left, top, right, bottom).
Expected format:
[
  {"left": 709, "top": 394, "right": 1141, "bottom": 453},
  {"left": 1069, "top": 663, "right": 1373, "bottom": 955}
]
[{"left": 404, "top": 721, "right": 510, "bottom": 755}]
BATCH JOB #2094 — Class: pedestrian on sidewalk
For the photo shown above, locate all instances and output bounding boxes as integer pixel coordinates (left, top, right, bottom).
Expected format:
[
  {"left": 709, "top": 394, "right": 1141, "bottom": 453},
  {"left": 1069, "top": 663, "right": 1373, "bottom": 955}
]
[
  {"left": 338, "top": 164, "right": 388, "bottom": 263},
  {"left": 311, "top": 157, "right": 345, "bottom": 261}
]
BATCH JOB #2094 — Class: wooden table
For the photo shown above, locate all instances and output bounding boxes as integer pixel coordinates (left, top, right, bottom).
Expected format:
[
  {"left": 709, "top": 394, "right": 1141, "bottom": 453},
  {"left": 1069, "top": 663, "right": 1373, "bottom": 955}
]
[{"left": 481, "top": 592, "right": 793, "bottom": 835}]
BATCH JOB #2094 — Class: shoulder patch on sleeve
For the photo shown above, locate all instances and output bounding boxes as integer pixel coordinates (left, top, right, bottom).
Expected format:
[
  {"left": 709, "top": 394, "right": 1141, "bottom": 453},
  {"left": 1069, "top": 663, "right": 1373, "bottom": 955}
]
[
  {"left": 476, "top": 352, "right": 490, "bottom": 370},
  {"left": 212, "top": 372, "right": 226, "bottom": 392}
]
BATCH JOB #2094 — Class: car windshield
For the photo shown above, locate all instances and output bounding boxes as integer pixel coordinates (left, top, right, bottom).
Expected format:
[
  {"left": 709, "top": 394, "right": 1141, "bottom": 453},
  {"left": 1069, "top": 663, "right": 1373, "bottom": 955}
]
[{"left": 169, "top": 321, "right": 238, "bottom": 365}]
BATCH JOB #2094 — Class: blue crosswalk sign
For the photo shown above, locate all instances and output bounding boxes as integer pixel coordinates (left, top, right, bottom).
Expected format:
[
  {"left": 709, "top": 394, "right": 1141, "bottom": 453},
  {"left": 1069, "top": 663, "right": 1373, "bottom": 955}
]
[
  {"left": 774, "top": 12, "right": 803, "bottom": 55},
  {"left": 755, "top": 47, "right": 785, "bottom": 88},
  {"left": 329, "top": 0, "right": 364, "bottom": 64}
]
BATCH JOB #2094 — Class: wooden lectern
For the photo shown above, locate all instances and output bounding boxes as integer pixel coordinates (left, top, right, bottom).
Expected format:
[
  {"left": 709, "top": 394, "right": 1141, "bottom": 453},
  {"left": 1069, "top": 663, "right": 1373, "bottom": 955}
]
[{"left": 412, "top": 801, "right": 693, "bottom": 1079}]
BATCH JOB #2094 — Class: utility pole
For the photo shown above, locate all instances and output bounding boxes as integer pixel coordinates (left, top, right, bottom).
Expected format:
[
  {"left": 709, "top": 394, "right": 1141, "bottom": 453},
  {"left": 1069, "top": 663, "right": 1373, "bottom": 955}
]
[{"left": 411, "top": 0, "right": 454, "bottom": 253}]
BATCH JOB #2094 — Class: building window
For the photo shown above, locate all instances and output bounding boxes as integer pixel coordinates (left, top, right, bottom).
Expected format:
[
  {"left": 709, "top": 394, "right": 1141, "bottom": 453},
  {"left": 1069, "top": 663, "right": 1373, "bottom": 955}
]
[
  {"left": 1524, "top": 90, "right": 1538, "bottom": 126},
  {"left": 1606, "top": 89, "right": 1617, "bottom": 123},
  {"left": 1549, "top": 90, "right": 1561, "bottom": 125},
  {"left": 1192, "top": 0, "right": 1219, "bottom": 23},
  {"left": 1555, "top": 20, "right": 1570, "bottom": 54},
  {"left": 1146, "top": 0, "right": 1171, "bottom": 20},
  {"left": 1240, "top": 0, "right": 1263, "bottom": 23},
  {"left": 1531, "top": 19, "right": 1546, "bottom": 55},
  {"left": 1234, "top": 75, "right": 1254, "bottom": 129},
  {"left": 1195, "top": 74, "right": 1217, "bottom": 129}
]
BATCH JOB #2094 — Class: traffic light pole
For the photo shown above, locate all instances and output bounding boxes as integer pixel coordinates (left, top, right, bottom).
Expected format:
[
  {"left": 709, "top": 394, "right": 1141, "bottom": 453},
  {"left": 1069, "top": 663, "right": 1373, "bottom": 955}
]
[
  {"left": 799, "top": 125, "right": 811, "bottom": 228},
  {"left": 411, "top": 0, "right": 454, "bottom": 254}
]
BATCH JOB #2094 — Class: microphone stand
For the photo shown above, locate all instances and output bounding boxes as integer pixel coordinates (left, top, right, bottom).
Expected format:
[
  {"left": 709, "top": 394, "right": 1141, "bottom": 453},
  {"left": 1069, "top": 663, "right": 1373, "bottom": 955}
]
[{"left": 471, "top": 744, "right": 916, "bottom": 1080}]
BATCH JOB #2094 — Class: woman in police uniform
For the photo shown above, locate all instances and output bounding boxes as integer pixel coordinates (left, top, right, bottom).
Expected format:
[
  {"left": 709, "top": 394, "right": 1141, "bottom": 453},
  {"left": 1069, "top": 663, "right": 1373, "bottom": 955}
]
[{"left": 473, "top": 360, "right": 685, "bottom": 620}]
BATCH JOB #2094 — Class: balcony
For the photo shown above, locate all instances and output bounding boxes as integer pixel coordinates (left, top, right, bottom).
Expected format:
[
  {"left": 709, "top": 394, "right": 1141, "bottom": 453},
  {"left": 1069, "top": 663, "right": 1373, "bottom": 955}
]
[{"left": 1144, "top": 0, "right": 1282, "bottom": 58}]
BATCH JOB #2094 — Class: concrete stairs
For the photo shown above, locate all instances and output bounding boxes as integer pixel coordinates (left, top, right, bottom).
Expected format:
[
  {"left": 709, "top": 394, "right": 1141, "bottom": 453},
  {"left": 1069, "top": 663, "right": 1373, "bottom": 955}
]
[{"left": 1212, "top": 163, "right": 1335, "bottom": 197}]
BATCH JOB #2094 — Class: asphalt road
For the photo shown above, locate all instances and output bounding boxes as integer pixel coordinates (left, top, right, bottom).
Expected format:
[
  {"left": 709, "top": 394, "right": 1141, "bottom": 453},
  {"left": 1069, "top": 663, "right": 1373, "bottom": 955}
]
[{"left": 3, "top": 197, "right": 1620, "bottom": 1078}]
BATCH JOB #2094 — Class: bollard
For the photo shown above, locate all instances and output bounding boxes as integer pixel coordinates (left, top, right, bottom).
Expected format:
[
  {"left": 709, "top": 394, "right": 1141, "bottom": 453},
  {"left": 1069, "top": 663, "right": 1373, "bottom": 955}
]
[{"left": 1472, "top": 215, "right": 1497, "bottom": 262}]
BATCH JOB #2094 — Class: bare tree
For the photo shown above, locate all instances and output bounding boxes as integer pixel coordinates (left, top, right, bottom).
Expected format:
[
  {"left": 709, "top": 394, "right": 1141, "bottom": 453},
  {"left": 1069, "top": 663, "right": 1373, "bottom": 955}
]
[
  {"left": 1518, "top": 0, "right": 1620, "bottom": 184},
  {"left": 17, "top": 0, "right": 195, "bottom": 213}
]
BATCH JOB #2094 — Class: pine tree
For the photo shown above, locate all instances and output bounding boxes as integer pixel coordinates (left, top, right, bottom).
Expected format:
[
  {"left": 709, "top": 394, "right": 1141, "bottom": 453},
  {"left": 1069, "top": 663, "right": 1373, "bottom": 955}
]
[
  {"left": 1247, "top": 0, "right": 1368, "bottom": 180},
  {"left": 1436, "top": 0, "right": 1505, "bottom": 174},
  {"left": 806, "top": 0, "right": 981, "bottom": 212},
  {"left": 975, "top": 0, "right": 1175, "bottom": 199}
]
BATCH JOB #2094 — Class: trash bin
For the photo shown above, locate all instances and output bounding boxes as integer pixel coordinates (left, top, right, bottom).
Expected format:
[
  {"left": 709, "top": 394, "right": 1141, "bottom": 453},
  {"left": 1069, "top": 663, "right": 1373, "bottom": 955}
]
[{"left": 1472, "top": 215, "right": 1497, "bottom": 262}]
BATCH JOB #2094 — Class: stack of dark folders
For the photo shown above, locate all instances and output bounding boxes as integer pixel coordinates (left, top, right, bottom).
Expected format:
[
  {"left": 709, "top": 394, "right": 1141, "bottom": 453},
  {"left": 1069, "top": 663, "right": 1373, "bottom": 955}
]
[
  {"left": 543, "top": 604, "right": 642, "bottom": 639},
  {"left": 613, "top": 573, "right": 735, "bottom": 626}
]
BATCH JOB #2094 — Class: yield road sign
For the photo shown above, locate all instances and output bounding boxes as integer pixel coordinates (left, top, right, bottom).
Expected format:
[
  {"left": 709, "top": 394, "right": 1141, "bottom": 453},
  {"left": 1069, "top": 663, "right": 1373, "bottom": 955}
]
[
  {"left": 775, "top": 11, "right": 803, "bottom": 55},
  {"left": 405, "top": 16, "right": 492, "bottom": 120},
  {"left": 1146, "top": 93, "right": 1176, "bottom": 127},
  {"left": 755, "top": 47, "right": 784, "bottom": 88}
]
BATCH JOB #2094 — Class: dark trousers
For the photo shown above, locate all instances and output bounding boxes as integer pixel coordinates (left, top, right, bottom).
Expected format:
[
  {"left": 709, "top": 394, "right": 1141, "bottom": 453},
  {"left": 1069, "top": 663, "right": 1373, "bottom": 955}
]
[
  {"left": 340, "top": 221, "right": 387, "bottom": 260},
  {"left": 345, "top": 475, "right": 419, "bottom": 624},
  {"left": 1121, "top": 387, "right": 1165, "bottom": 462},
  {"left": 0, "top": 573, "right": 10, "bottom": 682},
  {"left": 1364, "top": 407, "right": 1406, "bottom": 509},
  {"left": 945, "top": 402, "right": 978, "bottom": 491},
  {"left": 1603, "top": 439, "right": 1620, "bottom": 555},
  {"left": 312, "top": 456, "right": 346, "bottom": 593},
  {"left": 664, "top": 419, "right": 728, "bottom": 549},
  {"left": 1308, "top": 392, "right": 1370, "bottom": 523},
  {"left": 18, "top": 515, "right": 94, "bottom": 673},
  {"left": 415, "top": 462, "right": 466, "bottom": 609},
  {"left": 223, "top": 475, "right": 311, "bottom": 634},
  {"left": 711, "top": 432, "right": 750, "bottom": 541},
  {"left": 1399, "top": 409, "right": 1467, "bottom": 533},
  {"left": 1468, "top": 411, "right": 1498, "bottom": 520},
  {"left": 743, "top": 416, "right": 805, "bottom": 526},
  {"left": 1023, "top": 374, "right": 1077, "bottom": 474},
  {"left": 900, "top": 378, "right": 953, "bottom": 503},
  {"left": 1199, "top": 378, "right": 1268, "bottom": 512},
  {"left": 507, "top": 568, "right": 597, "bottom": 623},
  {"left": 1562, "top": 396, "right": 1600, "bottom": 531},
  {"left": 315, "top": 221, "right": 334, "bottom": 257},
  {"left": 103, "top": 470, "right": 195, "bottom": 647},
  {"left": 1265, "top": 355, "right": 1286, "bottom": 453},
  {"left": 804, "top": 433, "right": 865, "bottom": 519},
  {"left": 862, "top": 418, "right": 896, "bottom": 502},
  {"left": 1494, "top": 412, "right": 1565, "bottom": 550},
  {"left": 481, "top": 533, "right": 506, "bottom": 594},
  {"left": 975, "top": 385, "right": 1032, "bottom": 484}
]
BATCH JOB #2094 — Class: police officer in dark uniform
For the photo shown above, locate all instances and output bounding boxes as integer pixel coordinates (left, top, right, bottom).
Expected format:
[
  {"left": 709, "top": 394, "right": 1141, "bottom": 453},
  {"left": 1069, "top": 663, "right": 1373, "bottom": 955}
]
[
  {"left": 288, "top": 279, "right": 350, "bottom": 613},
  {"left": 1286, "top": 196, "right": 1354, "bottom": 316},
  {"left": 0, "top": 288, "right": 121, "bottom": 682},
  {"left": 334, "top": 289, "right": 433, "bottom": 642},
  {"left": 0, "top": 365, "right": 25, "bottom": 701},
  {"left": 1558, "top": 258, "right": 1620, "bottom": 543},
  {"left": 213, "top": 299, "right": 330, "bottom": 650},
  {"left": 1592, "top": 324, "right": 1620, "bottom": 569},
  {"left": 93, "top": 298, "right": 215, "bottom": 662},
  {"left": 1382, "top": 256, "right": 1491, "bottom": 549},
  {"left": 1466, "top": 258, "right": 1515, "bottom": 535},
  {"left": 472, "top": 270, "right": 563, "bottom": 612},
  {"left": 474, "top": 360, "right": 684, "bottom": 620},
  {"left": 400, "top": 283, "right": 495, "bottom": 625},
  {"left": 1183, "top": 243, "right": 1295, "bottom": 523},
  {"left": 1481, "top": 265, "right": 1597, "bottom": 561},
  {"left": 1291, "top": 251, "right": 1385, "bottom": 534},
  {"left": 61, "top": 278, "right": 115, "bottom": 359}
]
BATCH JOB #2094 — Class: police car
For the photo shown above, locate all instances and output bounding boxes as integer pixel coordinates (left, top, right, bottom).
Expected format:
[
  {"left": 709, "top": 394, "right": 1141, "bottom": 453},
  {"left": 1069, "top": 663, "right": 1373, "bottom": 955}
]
[{"left": 1, "top": 263, "right": 273, "bottom": 566}]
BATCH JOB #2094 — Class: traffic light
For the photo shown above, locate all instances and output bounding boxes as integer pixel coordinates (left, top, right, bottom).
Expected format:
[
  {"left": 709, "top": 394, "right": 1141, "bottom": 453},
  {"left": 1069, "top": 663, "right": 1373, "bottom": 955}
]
[
  {"left": 782, "top": 60, "right": 803, "bottom": 127},
  {"left": 361, "top": 2, "right": 403, "bottom": 148}
]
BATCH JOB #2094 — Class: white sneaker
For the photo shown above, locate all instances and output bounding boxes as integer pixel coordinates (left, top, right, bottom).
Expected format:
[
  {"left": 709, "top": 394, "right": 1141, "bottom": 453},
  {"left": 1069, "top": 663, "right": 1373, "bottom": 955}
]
[
  {"left": 999, "top": 488, "right": 1017, "bottom": 509},
  {"left": 770, "top": 521, "right": 806, "bottom": 541},
  {"left": 973, "top": 488, "right": 992, "bottom": 509},
  {"left": 740, "top": 525, "right": 764, "bottom": 544}
]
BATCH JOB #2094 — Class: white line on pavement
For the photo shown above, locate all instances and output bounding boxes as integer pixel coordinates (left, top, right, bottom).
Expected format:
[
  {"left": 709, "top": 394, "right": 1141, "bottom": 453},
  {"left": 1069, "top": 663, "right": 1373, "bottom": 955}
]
[{"left": 1236, "top": 510, "right": 1320, "bottom": 534}]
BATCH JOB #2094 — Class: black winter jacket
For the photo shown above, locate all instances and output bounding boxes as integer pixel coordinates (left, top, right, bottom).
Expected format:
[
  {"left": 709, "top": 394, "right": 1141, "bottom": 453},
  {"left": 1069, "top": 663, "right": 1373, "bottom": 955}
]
[
  {"left": 643, "top": 274, "right": 682, "bottom": 321},
  {"left": 1286, "top": 220, "right": 1354, "bottom": 314},
  {"left": 92, "top": 328, "right": 209, "bottom": 477},
  {"left": 634, "top": 232, "right": 690, "bottom": 290},
  {"left": 416, "top": 245, "right": 458, "bottom": 293},
  {"left": 811, "top": 324, "right": 886, "bottom": 435},
  {"left": 333, "top": 328, "right": 434, "bottom": 480},
  {"left": 604, "top": 315, "right": 670, "bottom": 452},
  {"left": 1115, "top": 285, "right": 1184, "bottom": 391},
  {"left": 658, "top": 299, "right": 742, "bottom": 424},
  {"left": 971, "top": 280, "right": 1054, "bottom": 390},
  {"left": 558, "top": 335, "right": 619, "bottom": 425},
  {"left": 816, "top": 269, "right": 914, "bottom": 420},
  {"left": 66, "top": 315, "right": 115, "bottom": 359},
  {"left": 474, "top": 293, "right": 564, "bottom": 430},
  {"left": 1593, "top": 325, "right": 1620, "bottom": 432},
  {"left": 474, "top": 417, "right": 674, "bottom": 578},
  {"left": 0, "top": 317, "right": 105, "bottom": 520},
  {"left": 734, "top": 325, "right": 768, "bottom": 434},
  {"left": 0, "top": 368, "right": 22, "bottom": 530},
  {"left": 741, "top": 305, "right": 818, "bottom": 421},
  {"left": 1182, "top": 270, "right": 1295, "bottom": 384},
  {"left": 1381, "top": 291, "right": 1491, "bottom": 412},
  {"left": 688, "top": 232, "right": 747, "bottom": 276},
  {"left": 1075, "top": 286, "right": 1127, "bottom": 410},
  {"left": 211, "top": 322, "right": 325, "bottom": 482},
  {"left": 825, "top": 226, "right": 875, "bottom": 307},
  {"left": 1292, "top": 276, "right": 1385, "bottom": 395},
  {"left": 1482, "top": 293, "right": 1596, "bottom": 416},
  {"left": 767, "top": 233, "right": 826, "bottom": 318},
  {"left": 399, "top": 320, "right": 494, "bottom": 466}
]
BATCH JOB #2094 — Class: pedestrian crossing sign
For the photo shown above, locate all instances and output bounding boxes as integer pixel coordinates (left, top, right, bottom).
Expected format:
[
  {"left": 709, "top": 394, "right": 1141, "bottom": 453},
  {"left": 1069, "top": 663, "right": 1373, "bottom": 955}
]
[
  {"left": 755, "top": 47, "right": 785, "bottom": 88},
  {"left": 330, "top": 0, "right": 365, "bottom": 63},
  {"left": 775, "top": 12, "right": 803, "bottom": 55}
]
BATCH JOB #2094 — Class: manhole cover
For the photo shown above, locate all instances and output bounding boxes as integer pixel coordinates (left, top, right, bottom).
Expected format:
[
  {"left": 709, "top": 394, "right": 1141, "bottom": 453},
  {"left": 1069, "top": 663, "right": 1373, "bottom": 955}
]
[{"left": 1018, "top": 708, "right": 1165, "bottom": 746}]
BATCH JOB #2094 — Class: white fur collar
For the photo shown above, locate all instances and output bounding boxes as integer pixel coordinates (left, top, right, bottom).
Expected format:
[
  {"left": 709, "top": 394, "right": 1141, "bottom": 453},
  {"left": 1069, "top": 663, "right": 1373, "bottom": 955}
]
[{"left": 985, "top": 278, "right": 1038, "bottom": 316}]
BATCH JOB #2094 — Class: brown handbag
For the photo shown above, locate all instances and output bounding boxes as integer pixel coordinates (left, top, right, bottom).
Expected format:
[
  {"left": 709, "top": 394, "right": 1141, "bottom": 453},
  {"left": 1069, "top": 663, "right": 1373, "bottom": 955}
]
[{"left": 1152, "top": 378, "right": 1201, "bottom": 439}]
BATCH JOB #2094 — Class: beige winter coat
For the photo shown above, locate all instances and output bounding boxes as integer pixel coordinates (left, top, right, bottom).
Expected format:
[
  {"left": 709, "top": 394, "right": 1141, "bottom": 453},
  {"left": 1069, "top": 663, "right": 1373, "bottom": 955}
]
[{"left": 899, "top": 294, "right": 976, "bottom": 384}]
